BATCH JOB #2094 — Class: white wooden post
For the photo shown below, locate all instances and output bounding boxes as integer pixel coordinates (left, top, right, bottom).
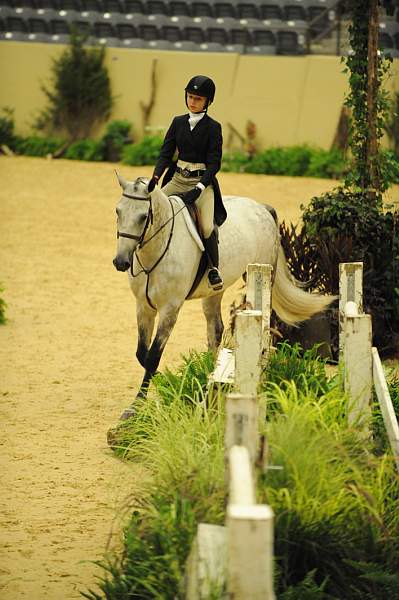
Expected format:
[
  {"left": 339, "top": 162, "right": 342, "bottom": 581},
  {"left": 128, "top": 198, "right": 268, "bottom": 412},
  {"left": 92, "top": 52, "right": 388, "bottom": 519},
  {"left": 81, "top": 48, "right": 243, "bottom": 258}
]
[
  {"left": 185, "top": 523, "right": 227, "bottom": 600},
  {"left": 229, "top": 445, "right": 256, "bottom": 505},
  {"left": 225, "top": 393, "right": 259, "bottom": 466},
  {"left": 227, "top": 504, "right": 275, "bottom": 599},
  {"left": 246, "top": 264, "right": 273, "bottom": 360},
  {"left": 343, "top": 301, "right": 372, "bottom": 428},
  {"left": 339, "top": 262, "right": 363, "bottom": 356},
  {"left": 227, "top": 446, "right": 275, "bottom": 599},
  {"left": 372, "top": 347, "right": 399, "bottom": 471},
  {"left": 234, "top": 309, "right": 263, "bottom": 396}
]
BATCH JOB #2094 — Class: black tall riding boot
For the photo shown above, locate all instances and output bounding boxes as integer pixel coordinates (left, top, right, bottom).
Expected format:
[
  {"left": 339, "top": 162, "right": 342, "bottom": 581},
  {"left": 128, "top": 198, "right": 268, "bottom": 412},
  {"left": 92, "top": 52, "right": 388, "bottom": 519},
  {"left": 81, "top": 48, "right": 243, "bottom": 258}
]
[{"left": 203, "top": 230, "right": 223, "bottom": 290}]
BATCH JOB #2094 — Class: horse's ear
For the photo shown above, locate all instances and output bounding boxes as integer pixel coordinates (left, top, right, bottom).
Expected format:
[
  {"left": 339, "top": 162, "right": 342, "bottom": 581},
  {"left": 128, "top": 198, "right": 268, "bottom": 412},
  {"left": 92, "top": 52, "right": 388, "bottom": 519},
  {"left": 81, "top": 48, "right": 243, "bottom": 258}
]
[{"left": 115, "top": 170, "right": 127, "bottom": 190}]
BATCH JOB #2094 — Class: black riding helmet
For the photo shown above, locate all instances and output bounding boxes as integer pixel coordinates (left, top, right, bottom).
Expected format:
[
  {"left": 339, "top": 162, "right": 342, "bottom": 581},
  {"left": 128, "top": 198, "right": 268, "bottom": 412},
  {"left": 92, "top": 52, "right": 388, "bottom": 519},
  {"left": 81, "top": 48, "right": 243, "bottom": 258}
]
[{"left": 185, "top": 75, "right": 216, "bottom": 111}]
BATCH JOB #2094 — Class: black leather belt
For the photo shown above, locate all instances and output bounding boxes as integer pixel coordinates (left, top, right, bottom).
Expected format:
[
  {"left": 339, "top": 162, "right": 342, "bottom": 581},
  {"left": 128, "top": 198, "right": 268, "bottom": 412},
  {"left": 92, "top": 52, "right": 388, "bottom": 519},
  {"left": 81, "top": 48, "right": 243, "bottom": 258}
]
[{"left": 176, "top": 166, "right": 205, "bottom": 178}]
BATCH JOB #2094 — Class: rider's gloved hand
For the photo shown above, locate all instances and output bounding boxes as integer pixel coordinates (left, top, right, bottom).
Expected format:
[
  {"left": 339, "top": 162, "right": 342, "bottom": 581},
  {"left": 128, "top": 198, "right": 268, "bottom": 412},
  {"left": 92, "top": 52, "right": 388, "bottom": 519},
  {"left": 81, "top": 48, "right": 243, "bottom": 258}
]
[
  {"left": 147, "top": 175, "right": 159, "bottom": 193},
  {"left": 180, "top": 186, "right": 202, "bottom": 205}
]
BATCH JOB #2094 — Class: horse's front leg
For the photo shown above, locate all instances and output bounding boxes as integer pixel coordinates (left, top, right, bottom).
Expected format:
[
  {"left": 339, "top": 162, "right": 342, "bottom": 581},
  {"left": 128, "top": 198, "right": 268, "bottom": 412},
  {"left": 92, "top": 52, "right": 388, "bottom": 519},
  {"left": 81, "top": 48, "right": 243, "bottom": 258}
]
[
  {"left": 136, "top": 303, "right": 156, "bottom": 368},
  {"left": 202, "top": 292, "right": 225, "bottom": 352},
  {"left": 136, "top": 303, "right": 181, "bottom": 399}
]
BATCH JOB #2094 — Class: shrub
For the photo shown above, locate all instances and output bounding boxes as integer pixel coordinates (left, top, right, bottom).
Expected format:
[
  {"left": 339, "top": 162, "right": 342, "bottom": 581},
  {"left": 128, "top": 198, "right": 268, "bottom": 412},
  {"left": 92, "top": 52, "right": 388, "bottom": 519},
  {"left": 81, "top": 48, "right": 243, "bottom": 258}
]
[
  {"left": 305, "top": 147, "right": 347, "bottom": 179},
  {"left": 245, "top": 145, "right": 313, "bottom": 176},
  {"left": 100, "top": 119, "right": 133, "bottom": 162},
  {"left": 65, "top": 138, "right": 104, "bottom": 161},
  {"left": 35, "top": 32, "right": 113, "bottom": 140},
  {"left": 0, "top": 107, "right": 17, "bottom": 149},
  {"left": 122, "top": 135, "right": 163, "bottom": 166},
  {"left": 221, "top": 145, "right": 347, "bottom": 179},
  {"left": 300, "top": 187, "right": 399, "bottom": 354},
  {"left": 221, "top": 149, "right": 250, "bottom": 172},
  {"left": 0, "top": 284, "right": 7, "bottom": 325},
  {"left": 13, "top": 135, "right": 65, "bottom": 157}
]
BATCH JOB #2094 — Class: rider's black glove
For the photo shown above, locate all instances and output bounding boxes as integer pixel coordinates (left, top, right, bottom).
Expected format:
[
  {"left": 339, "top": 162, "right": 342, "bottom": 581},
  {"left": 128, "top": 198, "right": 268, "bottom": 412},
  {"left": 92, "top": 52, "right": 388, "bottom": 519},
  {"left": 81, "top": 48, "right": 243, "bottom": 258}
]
[
  {"left": 180, "top": 186, "right": 202, "bottom": 205},
  {"left": 148, "top": 176, "right": 159, "bottom": 193}
]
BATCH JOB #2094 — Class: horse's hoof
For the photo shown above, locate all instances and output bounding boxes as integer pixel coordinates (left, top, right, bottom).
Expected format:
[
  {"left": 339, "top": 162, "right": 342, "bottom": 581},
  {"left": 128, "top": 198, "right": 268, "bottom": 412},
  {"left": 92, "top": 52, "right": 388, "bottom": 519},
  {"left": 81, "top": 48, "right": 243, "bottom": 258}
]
[{"left": 119, "top": 406, "right": 136, "bottom": 420}]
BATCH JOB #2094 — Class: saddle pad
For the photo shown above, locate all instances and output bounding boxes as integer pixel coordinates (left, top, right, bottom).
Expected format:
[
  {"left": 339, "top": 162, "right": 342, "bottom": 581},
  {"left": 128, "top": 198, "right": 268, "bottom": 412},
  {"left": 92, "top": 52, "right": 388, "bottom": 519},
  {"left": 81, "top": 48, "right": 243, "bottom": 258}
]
[{"left": 169, "top": 195, "right": 205, "bottom": 252}]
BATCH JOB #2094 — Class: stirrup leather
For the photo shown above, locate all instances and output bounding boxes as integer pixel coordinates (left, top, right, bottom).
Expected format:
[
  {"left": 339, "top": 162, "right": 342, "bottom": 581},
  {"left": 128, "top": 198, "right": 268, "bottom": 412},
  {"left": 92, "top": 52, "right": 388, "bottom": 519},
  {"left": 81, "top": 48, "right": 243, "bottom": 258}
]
[{"left": 208, "top": 268, "right": 223, "bottom": 290}]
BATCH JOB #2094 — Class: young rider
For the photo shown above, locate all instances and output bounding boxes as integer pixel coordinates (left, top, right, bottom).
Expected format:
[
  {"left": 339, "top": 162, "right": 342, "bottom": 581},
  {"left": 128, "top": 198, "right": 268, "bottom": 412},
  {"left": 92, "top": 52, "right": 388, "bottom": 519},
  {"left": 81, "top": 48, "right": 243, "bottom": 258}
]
[{"left": 147, "top": 75, "right": 226, "bottom": 291}]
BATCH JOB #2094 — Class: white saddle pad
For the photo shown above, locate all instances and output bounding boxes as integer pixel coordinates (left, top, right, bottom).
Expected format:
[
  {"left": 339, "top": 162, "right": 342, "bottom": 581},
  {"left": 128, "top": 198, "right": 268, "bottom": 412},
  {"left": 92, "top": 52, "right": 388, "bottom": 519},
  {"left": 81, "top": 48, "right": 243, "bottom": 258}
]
[{"left": 169, "top": 195, "right": 205, "bottom": 252}]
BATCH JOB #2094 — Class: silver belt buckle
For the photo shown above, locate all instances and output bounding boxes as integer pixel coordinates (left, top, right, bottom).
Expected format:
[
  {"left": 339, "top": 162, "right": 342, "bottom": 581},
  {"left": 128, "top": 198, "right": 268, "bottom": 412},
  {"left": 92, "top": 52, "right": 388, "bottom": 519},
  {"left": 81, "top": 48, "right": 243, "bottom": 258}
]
[{"left": 181, "top": 168, "right": 191, "bottom": 178}]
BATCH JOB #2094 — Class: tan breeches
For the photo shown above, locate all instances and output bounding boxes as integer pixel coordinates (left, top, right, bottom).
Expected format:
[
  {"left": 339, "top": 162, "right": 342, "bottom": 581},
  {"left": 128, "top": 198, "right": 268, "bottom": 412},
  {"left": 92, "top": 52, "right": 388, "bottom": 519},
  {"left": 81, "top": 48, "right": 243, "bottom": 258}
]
[{"left": 161, "top": 172, "right": 215, "bottom": 238}]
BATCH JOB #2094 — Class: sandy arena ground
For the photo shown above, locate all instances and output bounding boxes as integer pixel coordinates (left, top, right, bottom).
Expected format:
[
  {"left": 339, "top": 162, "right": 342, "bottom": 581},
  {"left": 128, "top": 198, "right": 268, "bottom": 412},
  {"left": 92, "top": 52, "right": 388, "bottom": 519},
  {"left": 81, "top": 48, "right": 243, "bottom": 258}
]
[{"left": 0, "top": 156, "right": 398, "bottom": 600}]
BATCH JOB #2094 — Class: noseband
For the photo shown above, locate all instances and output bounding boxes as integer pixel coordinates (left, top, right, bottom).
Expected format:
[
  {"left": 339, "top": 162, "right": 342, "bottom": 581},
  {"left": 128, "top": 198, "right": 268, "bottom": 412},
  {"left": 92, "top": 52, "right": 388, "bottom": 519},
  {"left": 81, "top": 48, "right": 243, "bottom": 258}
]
[{"left": 117, "top": 191, "right": 152, "bottom": 245}]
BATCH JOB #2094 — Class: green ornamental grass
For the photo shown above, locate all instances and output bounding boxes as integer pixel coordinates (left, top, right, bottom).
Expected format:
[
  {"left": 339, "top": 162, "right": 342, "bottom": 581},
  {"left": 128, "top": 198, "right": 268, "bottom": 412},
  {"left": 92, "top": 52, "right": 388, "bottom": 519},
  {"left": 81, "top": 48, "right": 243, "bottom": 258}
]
[{"left": 87, "top": 347, "right": 399, "bottom": 600}]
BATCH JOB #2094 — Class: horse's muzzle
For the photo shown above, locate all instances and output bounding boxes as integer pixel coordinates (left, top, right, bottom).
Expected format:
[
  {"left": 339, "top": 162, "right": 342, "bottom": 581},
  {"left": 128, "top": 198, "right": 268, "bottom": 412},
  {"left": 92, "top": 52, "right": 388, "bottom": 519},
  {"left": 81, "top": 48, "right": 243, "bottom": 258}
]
[{"left": 113, "top": 256, "right": 130, "bottom": 272}]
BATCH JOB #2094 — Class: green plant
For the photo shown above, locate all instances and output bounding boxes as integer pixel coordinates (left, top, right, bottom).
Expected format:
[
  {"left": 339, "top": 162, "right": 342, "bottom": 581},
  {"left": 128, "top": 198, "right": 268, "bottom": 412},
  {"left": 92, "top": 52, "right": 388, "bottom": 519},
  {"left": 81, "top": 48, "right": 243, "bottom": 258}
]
[
  {"left": 384, "top": 91, "right": 399, "bottom": 158},
  {"left": 0, "top": 107, "right": 16, "bottom": 149},
  {"left": 305, "top": 147, "right": 347, "bottom": 179},
  {"left": 262, "top": 342, "right": 331, "bottom": 398},
  {"left": 0, "top": 284, "right": 7, "bottom": 325},
  {"left": 13, "top": 135, "right": 65, "bottom": 157},
  {"left": 35, "top": 31, "right": 113, "bottom": 140},
  {"left": 83, "top": 495, "right": 198, "bottom": 600},
  {"left": 87, "top": 350, "right": 399, "bottom": 600},
  {"left": 65, "top": 138, "right": 104, "bottom": 161},
  {"left": 122, "top": 135, "right": 163, "bottom": 166},
  {"left": 299, "top": 187, "right": 399, "bottom": 354},
  {"left": 245, "top": 145, "right": 313, "bottom": 176},
  {"left": 343, "top": 1, "right": 393, "bottom": 196},
  {"left": 101, "top": 120, "right": 133, "bottom": 162},
  {"left": 261, "top": 382, "right": 399, "bottom": 599},
  {"left": 221, "top": 145, "right": 347, "bottom": 179}
]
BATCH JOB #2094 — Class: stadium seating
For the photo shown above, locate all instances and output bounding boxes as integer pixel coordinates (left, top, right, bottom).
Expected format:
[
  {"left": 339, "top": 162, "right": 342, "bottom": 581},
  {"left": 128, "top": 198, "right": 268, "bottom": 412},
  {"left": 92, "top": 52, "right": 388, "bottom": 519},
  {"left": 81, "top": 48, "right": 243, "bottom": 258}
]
[{"left": 0, "top": 0, "right": 354, "bottom": 53}]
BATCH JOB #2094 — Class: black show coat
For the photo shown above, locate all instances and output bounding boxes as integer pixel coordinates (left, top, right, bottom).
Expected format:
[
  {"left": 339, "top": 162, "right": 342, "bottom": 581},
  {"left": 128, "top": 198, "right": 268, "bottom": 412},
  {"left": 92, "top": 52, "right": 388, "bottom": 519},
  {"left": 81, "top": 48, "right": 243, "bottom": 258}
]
[{"left": 153, "top": 113, "right": 227, "bottom": 226}]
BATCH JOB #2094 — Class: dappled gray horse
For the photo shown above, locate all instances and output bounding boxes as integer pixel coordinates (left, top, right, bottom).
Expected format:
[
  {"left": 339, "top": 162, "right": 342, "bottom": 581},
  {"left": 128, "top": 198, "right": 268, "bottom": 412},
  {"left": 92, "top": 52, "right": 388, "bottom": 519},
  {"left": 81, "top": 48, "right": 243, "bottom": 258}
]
[{"left": 113, "top": 175, "right": 332, "bottom": 418}]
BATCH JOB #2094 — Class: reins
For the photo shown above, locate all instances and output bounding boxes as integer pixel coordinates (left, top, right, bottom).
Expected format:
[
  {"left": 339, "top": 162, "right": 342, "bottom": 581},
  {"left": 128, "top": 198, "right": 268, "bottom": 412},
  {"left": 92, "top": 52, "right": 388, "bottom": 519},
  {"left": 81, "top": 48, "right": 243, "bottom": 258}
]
[{"left": 117, "top": 191, "right": 188, "bottom": 310}]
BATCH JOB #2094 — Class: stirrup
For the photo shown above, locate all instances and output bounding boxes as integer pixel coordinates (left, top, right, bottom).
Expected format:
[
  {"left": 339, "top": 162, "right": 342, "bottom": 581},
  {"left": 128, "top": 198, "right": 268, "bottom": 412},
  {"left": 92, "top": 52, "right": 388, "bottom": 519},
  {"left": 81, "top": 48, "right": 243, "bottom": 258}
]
[{"left": 208, "top": 268, "right": 223, "bottom": 290}]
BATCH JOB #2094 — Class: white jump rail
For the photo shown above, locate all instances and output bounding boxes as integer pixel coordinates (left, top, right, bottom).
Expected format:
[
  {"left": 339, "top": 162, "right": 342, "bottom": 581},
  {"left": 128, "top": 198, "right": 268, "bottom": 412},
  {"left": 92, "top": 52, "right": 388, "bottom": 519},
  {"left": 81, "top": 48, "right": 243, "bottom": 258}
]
[
  {"left": 372, "top": 347, "right": 399, "bottom": 470},
  {"left": 227, "top": 445, "right": 275, "bottom": 600},
  {"left": 186, "top": 264, "right": 275, "bottom": 599}
]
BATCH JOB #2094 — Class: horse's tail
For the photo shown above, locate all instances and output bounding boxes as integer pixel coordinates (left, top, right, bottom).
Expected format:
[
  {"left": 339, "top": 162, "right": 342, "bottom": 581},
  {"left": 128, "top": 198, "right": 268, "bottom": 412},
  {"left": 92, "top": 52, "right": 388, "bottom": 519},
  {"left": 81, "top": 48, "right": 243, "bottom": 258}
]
[{"left": 272, "top": 244, "right": 335, "bottom": 326}]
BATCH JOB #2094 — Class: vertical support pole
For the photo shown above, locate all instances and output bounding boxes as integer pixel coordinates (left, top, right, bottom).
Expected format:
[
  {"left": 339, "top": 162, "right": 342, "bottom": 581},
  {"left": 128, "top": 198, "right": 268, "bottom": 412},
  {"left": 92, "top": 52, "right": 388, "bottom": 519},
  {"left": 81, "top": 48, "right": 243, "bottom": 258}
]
[
  {"left": 343, "top": 307, "right": 372, "bottom": 429},
  {"left": 339, "top": 262, "right": 363, "bottom": 357},
  {"left": 225, "top": 393, "right": 259, "bottom": 472},
  {"left": 227, "top": 504, "right": 275, "bottom": 600},
  {"left": 246, "top": 264, "right": 273, "bottom": 361},
  {"left": 234, "top": 309, "right": 263, "bottom": 396}
]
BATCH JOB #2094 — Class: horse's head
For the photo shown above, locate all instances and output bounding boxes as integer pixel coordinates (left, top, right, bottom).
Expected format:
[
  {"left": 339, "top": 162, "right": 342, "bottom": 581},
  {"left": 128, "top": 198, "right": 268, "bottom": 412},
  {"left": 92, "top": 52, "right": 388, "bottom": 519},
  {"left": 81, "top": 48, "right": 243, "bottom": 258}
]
[{"left": 113, "top": 173, "right": 151, "bottom": 272}]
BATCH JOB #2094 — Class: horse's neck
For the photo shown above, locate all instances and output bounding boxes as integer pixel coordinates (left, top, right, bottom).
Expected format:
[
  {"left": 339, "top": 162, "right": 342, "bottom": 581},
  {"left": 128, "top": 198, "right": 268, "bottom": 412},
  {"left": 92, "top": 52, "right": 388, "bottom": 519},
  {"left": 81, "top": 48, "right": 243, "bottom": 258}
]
[{"left": 141, "top": 189, "right": 172, "bottom": 256}]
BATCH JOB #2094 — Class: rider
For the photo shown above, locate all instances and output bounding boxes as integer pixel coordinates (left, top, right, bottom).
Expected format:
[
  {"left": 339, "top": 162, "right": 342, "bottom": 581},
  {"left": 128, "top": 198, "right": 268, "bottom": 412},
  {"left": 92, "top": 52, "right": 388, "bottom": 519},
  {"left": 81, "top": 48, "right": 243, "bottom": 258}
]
[{"left": 147, "top": 75, "right": 226, "bottom": 291}]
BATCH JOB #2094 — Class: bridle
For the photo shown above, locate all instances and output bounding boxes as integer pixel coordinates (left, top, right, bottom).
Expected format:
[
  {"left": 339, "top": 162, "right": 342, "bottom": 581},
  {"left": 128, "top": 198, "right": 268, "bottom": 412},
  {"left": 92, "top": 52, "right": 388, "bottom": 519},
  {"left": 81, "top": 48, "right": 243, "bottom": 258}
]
[
  {"left": 116, "top": 188, "right": 187, "bottom": 309},
  {"left": 117, "top": 191, "right": 152, "bottom": 246}
]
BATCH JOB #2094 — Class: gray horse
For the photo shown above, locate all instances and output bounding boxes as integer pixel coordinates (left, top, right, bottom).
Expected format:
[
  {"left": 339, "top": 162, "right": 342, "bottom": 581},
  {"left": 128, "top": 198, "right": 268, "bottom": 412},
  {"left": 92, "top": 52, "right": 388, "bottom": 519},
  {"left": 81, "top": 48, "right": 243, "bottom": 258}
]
[{"left": 113, "top": 175, "right": 332, "bottom": 418}]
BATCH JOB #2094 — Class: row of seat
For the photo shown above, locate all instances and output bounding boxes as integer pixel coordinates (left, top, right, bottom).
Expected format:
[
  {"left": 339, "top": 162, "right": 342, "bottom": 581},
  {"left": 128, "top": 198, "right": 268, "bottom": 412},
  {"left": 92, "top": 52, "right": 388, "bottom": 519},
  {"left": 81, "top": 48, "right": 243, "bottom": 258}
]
[
  {"left": 0, "top": 29, "right": 284, "bottom": 52},
  {"left": 0, "top": 7, "right": 309, "bottom": 50},
  {"left": 1, "top": 0, "right": 337, "bottom": 23}
]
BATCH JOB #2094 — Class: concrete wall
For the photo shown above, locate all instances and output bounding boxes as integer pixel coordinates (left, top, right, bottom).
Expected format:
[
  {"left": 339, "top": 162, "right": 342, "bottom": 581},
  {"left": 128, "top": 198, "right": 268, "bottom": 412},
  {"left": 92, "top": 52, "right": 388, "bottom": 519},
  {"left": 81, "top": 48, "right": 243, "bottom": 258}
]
[{"left": 0, "top": 41, "right": 398, "bottom": 149}]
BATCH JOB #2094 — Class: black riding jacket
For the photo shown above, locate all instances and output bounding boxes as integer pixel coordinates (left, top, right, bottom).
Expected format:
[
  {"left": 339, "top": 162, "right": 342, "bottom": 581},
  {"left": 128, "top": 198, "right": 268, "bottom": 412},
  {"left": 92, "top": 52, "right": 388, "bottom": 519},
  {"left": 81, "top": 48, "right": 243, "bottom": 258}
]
[{"left": 154, "top": 113, "right": 227, "bottom": 226}]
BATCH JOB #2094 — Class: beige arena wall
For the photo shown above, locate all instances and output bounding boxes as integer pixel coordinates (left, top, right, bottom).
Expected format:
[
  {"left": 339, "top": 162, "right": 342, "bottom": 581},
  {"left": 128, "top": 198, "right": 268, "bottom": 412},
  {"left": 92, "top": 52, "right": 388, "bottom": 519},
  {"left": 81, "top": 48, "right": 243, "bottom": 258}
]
[{"left": 0, "top": 41, "right": 398, "bottom": 149}]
